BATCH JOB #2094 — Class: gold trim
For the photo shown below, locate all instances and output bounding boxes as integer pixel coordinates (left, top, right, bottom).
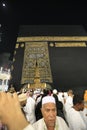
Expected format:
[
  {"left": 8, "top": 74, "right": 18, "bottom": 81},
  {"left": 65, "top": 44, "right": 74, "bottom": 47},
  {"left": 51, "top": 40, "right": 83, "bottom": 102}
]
[
  {"left": 13, "top": 58, "right": 15, "bottom": 62},
  {"left": 20, "top": 43, "right": 25, "bottom": 48},
  {"left": 10, "top": 75, "right": 12, "bottom": 80},
  {"left": 17, "top": 36, "right": 87, "bottom": 42},
  {"left": 11, "top": 65, "right": 14, "bottom": 71},
  {"left": 55, "top": 42, "right": 86, "bottom": 47},
  {"left": 16, "top": 43, "right": 19, "bottom": 48},
  {"left": 14, "top": 51, "right": 16, "bottom": 55},
  {"left": 49, "top": 43, "right": 55, "bottom": 47}
]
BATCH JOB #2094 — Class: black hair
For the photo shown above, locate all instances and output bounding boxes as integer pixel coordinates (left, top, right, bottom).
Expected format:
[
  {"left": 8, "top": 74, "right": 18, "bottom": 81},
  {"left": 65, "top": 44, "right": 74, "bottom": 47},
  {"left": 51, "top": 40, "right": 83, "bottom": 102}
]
[{"left": 73, "top": 94, "right": 84, "bottom": 105}]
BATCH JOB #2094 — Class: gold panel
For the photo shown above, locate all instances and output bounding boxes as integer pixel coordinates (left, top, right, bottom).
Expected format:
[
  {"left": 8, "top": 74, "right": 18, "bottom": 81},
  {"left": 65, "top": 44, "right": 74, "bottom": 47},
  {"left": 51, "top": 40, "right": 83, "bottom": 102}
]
[
  {"left": 21, "top": 42, "right": 53, "bottom": 84},
  {"left": 17, "top": 36, "right": 87, "bottom": 42},
  {"left": 55, "top": 42, "right": 86, "bottom": 47}
]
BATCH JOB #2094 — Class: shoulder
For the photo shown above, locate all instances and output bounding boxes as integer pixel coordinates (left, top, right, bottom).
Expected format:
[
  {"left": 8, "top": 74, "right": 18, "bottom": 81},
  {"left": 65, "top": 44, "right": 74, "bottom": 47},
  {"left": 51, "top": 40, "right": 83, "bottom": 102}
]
[
  {"left": 56, "top": 116, "right": 66, "bottom": 124},
  {"left": 23, "top": 124, "right": 34, "bottom": 130},
  {"left": 32, "top": 118, "right": 44, "bottom": 129},
  {"left": 56, "top": 116, "right": 69, "bottom": 129},
  {"left": 33, "top": 118, "right": 43, "bottom": 126}
]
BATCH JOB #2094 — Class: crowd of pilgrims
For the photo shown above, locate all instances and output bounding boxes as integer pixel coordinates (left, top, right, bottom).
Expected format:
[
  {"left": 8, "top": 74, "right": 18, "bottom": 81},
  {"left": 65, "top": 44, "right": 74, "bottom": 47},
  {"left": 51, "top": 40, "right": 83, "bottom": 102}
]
[{"left": 17, "top": 88, "right": 87, "bottom": 130}]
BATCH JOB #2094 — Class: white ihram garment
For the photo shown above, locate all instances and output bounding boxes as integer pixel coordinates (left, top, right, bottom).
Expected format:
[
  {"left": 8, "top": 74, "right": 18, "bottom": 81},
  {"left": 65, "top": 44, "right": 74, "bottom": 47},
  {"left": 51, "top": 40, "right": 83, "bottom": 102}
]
[
  {"left": 23, "top": 97, "right": 36, "bottom": 124},
  {"left": 23, "top": 116, "right": 69, "bottom": 130},
  {"left": 65, "top": 107, "right": 86, "bottom": 130}
]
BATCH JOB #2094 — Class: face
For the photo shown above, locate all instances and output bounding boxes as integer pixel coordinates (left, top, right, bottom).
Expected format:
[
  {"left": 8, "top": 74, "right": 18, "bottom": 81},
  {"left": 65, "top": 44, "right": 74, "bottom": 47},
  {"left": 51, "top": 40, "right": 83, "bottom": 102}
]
[
  {"left": 41, "top": 103, "right": 57, "bottom": 128},
  {"left": 78, "top": 102, "right": 84, "bottom": 111}
]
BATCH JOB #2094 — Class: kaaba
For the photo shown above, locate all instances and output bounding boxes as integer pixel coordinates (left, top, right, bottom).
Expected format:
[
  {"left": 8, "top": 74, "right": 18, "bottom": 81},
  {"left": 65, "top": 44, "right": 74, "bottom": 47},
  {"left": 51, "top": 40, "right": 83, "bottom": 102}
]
[{"left": 10, "top": 25, "right": 87, "bottom": 94}]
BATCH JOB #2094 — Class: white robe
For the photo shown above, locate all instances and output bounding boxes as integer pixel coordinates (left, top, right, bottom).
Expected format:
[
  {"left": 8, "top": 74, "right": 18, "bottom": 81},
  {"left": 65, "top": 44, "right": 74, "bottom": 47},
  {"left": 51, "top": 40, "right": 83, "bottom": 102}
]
[
  {"left": 65, "top": 96, "right": 73, "bottom": 107},
  {"left": 23, "top": 124, "right": 34, "bottom": 130},
  {"left": 23, "top": 116, "right": 69, "bottom": 130},
  {"left": 65, "top": 107, "right": 86, "bottom": 130},
  {"left": 23, "top": 97, "right": 36, "bottom": 124},
  {"left": 80, "top": 107, "right": 87, "bottom": 129}
]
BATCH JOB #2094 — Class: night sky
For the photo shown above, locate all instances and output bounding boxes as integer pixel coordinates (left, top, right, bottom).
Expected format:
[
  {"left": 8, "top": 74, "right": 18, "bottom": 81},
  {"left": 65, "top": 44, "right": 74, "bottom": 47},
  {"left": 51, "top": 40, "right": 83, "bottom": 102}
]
[{"left": 0, "top": 1, "right": 87, "bottom": 56}]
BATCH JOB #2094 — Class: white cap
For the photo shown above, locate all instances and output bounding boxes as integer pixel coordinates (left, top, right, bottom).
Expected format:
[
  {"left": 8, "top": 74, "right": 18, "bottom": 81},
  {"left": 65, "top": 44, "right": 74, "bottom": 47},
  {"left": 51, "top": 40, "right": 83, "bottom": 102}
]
[
  {"left": 53, "top": 89, "right": 58, "bottom": 94},
  {"left": 42, "top": 96, "right": 55, "bottom": 105},
  {"left": 18, "top": 93, "right": 27, "bottom": 102}
]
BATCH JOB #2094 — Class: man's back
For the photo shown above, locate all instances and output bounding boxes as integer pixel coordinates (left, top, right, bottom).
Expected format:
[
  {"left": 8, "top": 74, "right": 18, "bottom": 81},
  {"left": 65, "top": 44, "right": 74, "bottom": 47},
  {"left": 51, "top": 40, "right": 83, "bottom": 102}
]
[{"left": 66, "top": 107, "right": 86, "bottom": 130}]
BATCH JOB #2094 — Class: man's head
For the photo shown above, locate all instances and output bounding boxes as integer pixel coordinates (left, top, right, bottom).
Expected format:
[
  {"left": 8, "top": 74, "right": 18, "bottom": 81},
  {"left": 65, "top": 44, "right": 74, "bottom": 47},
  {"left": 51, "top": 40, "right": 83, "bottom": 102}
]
[
  {"left": 67, "top": 89, "right": 74, "bottom": 97},
  {"left": 41, "top": 96, "right": 57, "bottom": 128},
  {"left": 73, "top": 94, "right": 84, "bottom": 111}
]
